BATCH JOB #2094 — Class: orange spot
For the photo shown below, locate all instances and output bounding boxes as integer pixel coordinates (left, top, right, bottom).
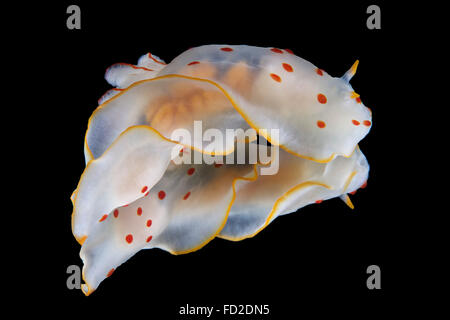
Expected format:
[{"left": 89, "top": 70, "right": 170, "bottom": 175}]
[
  {"left": 315, "top": 200, "right": 323, "bottom": 204},
  {"left": 282, "top": 63, "right": 293, "bottom": 72},
  {"left": 125, "top": 234, "right": 133, "bottom": 244},
  {"left": 146, "top": 236, "right": 153, "bottom": 243},
  {"left": 188, "top": 61, "right": 200, "bottom": 66},
  {"left": 183, "top": 192, "right": 191, "bottom": 200},
  {"left": 317, "top": 93, "right": 327, "bottom": 104},
  {"left": 356, "top": 97, "right": 362, "bottom": 103},
  {"left": 284, "top": 49, "right": 294, "bottom": 54},
  {"left": 99, "top": 214, "right": 108, "bottom": 222},
  {"left": 360, "top": 181, "right": 367, "bottom": 189},
  {"left": 350, "top": 91, "right": 360, "bottom": 99},
  {"left": 158, "top": 191, "right": 166, "bottom": 200},
  {"left": 316, "top": 68, "right": 324, "bottom": 76},
  {"left": 352, "top": 120, "right": 360, "bottom": 126},
  {"left": 271, "top": 48, "right": 283, "bottom": 54},
  {"left": 137, "top": 207, "right": 143, "bottom": 216},
  {"left": 270, "top": 73, "right": 281, "bottom": 82},
  {"left": 214, "top": 163, "right": 223, "bottom": 168},
  {"left": 221, "top": 47, "right": 233, "bottom": 52},
  {"left": 146, "top": 219, "right": 152, "bottom": 227},
  {"left": 363, "top": 120, "right": 371, "bottom": 127},
  {"left": 367, "top": 107, "right": 372, "bottom": 114},
  {"left": 141, "top": 186, "right": 148, "bottom": 193},
  {"left": 187, "top": 168, "right": 195, "bottom": 175},
  {"left": 78, "top": 235, "right": 87, "bottom": 245},
  {"left": 113, "top": 209, "right": 119, "bottom": 218},
  {"left": 317, "top": 121, "right": 326, "bottom": 128},
  {"left": 107, "top": 268, "right": 115, "bottom": 277}
]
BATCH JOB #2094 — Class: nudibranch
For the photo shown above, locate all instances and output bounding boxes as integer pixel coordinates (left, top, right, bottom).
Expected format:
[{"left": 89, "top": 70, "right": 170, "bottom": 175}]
[{"left": 72, "top": 45, "right": 372, "bottom": 295}]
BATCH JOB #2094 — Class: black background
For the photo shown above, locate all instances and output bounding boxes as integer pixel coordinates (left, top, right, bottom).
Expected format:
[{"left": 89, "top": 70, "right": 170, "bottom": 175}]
[{"left": 15, "top": 0, "right": 424, "bottom": 317}]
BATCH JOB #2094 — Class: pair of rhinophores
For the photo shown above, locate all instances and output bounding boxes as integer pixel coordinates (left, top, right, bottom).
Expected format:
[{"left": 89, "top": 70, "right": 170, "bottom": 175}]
[{"left": 71, "top": 45, "right": 372, "bottom": 295}]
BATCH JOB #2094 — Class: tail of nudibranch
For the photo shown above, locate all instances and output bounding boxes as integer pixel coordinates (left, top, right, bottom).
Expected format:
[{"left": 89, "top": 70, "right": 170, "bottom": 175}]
[{"left": 104, "top": 52, "right": 167, "bottom": 89}]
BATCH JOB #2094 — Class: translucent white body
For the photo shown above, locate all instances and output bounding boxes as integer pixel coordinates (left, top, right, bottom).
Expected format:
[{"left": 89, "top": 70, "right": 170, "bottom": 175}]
[{"left": 72, "top": 45, "right": 372, "bottom": 295}]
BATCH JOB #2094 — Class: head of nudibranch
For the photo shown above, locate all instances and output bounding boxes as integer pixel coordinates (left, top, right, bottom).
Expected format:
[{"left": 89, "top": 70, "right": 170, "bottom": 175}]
[
  {"left": 253, "top": 55, "right": 372, "bottom": 162},
  {"left": 314, "top": 59, "right": 373, "bottom": 131},
  {"left": 325, "top": 59, "right": 372, "bottom": 137},
  {"left": 318, "top": 64, "right": 371, "bottom": 160}
]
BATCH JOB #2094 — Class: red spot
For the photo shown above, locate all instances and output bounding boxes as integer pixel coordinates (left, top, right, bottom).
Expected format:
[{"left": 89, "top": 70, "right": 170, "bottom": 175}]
[
  {"left": 214, "top": 163, "right": 223, "bottom": 168},
  {"left": 221, "top": 47, "right": 233, "bottom": 52},
  {"left": 317, "top": 93, "right": 327, "bottom": 104},
  {"left": 282, "top": 63, "right": 293, "bottom": 72},
  {"left": 146, "top": 219, "right": 152, "bottom": 227},
  {"left": 123, "top": 204, "right": 129, "bottom": 207},
  {"left": 270, "top": 73, "right": 281, "bottom": 82},
  {"left": 137, "top": 207, "right": 143, "bottom": 216},
  {"left": 114, "top": 209, "right": 119, "bottom": 218},
  {"left": 106, "top": 268, "right": 115, "bottom": 277},
  {"left": 316, "top": 68, "right": 324, "bottom": 76},
  {"left": 350, "top": 190, "right": 357, "bottom": 195},
  {"left": 356, "top": 97, "right": 362, "bottom": 103},
  {"left": 284, "top": 48, "right": 294, "bottom": 54},
  {"left": 271, "top": 48, "right": 283, "bottom": 54},
  {"left": 158, "top": 190, "right": 166, "bottom": 200},
  {"left": 352, "top": 120, "right": 360, "bottom": 126},
  {"left": 141, "top": 186, "right": 148, "bottom": 193},
  {"left": 363, "top": 120, "right": 371, "bottom": 127},
  {"left": 183, "top": 192, "right": 191, "bottom": 200},
  {"left": 317, "top": 120, "right": 326, "bottom": 128},
  {"left": 315, "top": 200, "right": 323, "bottom": 204},
  {"left": 187, "top": 168, "right": 195, "bottom": 175},
  {"left": 187, "top": 61, "right": 200, "bottom": 66},
  {"left": 125, "top": 234, "right": 133, "bottom": 244},
  {"left": 146, "top": 236, "right": 153, "bottom": 243},
  {"left": 360, "top": 181, "right": 367, "bottom": 189},
  {"left": 144, "top": 191, "right": 150, "bottom": 197},
  {"left": 99, "top": 214, "right": 108, "bottom": 222}
]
